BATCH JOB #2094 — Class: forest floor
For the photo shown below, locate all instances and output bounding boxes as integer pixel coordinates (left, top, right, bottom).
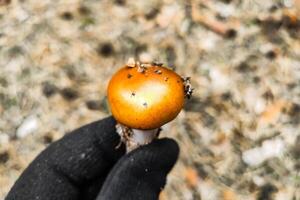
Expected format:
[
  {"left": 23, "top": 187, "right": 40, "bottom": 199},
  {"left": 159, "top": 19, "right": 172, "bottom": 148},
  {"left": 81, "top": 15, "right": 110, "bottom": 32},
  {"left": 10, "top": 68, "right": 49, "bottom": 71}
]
[{"left": 0, "top": 0, "right": 300, "bottom": 199}]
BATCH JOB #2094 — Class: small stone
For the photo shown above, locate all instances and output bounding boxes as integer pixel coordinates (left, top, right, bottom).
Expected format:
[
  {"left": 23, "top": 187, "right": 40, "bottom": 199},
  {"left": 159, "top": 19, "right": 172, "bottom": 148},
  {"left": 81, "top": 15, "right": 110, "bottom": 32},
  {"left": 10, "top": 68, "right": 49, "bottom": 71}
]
[
  {"left": 210, "top": 68, "right": 231, "bottom": 92},
  {"left": 225, "top": 29, "right": 237, "bottom": 39},
  {"left": 114, "top": 0, "right": 126, "bottom": 6},
  {"left": 78, "top": 6, "right": 91, "bottom": 16},
  {"left": 16, "top": 116, "right": 39, "bottom": 138},
  {"left": 139, "top": 52, "right": 152, "bottom": 63},
  {"left": 42, "top": 82, "right": 58, "bottom": 98},
  {"left": 86, "top": 100, "right": 101, "bottom": 110},
  {"left": 43, "top": 133, "right": 53, "bottom": 144},
  {"left": 252, "top": 176, "right": 266, "bottom": 186},
  {"left": 60, "top": 87, "right": 79, "bottom": 101},
  {"left": 257, "top": 184, "right": 277, "bottom": 200},
  {"left": 15, "top": 6, "right": 29, "bottom": 22},
  {"left": 265, "top": 50, "right": 277, "bottom": 59},
  {"left": 221, "top": 92, "right": 232, "bottom": 101},
  {"left": 96, "top": 42, "right": 114, "bottom": 57},
  {"left": 0, "top": 133, "right": 9, "bottom": 145},
  {"left": 127, "top": 57, "right": 136, "bottom": 67},
  {"left": 61, "top": 12, "right": 73, "bottom": 20},
  {"left": 0, "top": 151, "right": 9, "bottom": 164},
  {"left": 242, "top": 138, "right": 285, "bottom": 166},
  {"left": 144, "top": 8, "right": 159, "bottom": 20}
]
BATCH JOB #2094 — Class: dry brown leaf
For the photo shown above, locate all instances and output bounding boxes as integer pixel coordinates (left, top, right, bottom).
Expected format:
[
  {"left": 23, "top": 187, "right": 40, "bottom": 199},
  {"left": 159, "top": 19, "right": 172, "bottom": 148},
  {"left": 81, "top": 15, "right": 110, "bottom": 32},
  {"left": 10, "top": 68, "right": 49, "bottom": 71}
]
[
  {"left": 259, "top": 100, "right": 286, "bottom": 125},
  {"left": 283, "top": 9, "right": 298, "bottom": 25},
  {"left": 295, "top": 0, "right": 300, "bottom": 13},
  {"left": 184, "top": 167, "right": 199, "bottom": 188},
  {"left": 222, "top": 188, "right": 238, "bottom": 200},
  {"left": 214, "top": 132, "right": 227, "bottom": 145}
]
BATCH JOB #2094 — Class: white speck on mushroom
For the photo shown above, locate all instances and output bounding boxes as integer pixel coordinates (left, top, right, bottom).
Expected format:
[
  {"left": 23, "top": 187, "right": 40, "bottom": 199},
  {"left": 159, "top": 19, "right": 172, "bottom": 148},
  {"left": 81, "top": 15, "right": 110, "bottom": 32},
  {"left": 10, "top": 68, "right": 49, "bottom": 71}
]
[
  {"left": 137, "top": 65, "right": 147, "bottom": 73},
  {"left": 126, "top": 57, "right": 136, "bottom": 67},
  {"left": 154, "top": 69, "right": 162, "bottom": 74}
]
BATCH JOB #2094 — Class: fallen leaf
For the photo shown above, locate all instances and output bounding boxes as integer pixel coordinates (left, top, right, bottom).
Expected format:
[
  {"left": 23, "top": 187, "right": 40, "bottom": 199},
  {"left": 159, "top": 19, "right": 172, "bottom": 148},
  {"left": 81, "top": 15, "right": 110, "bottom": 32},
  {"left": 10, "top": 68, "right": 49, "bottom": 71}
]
[
  {"left": 184, "top": 167, "right": 199, "bottom": 187},
  {"left": 259, "top": 100, "right": 286, "bottom": 125},
  {"left": 223, "top": 188, "right": 238, "bottom": 200}
]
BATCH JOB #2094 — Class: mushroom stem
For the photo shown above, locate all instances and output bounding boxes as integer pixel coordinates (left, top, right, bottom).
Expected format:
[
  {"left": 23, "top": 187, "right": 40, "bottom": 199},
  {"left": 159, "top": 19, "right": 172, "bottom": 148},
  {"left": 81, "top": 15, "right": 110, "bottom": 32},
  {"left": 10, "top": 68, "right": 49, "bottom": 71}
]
[
  {"left": 131, "top": 128, "right": 158, "bottom": 144},
  {"left": 116, "top": 123, "right": 159, "bottom": 152}
]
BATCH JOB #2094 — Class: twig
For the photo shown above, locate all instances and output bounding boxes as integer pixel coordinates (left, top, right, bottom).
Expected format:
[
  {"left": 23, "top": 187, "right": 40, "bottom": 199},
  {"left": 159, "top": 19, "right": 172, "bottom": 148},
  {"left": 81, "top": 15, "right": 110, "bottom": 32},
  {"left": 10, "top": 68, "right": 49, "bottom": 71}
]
[{"left": 191, "top": 2, "right": 236, "bottom": 38}]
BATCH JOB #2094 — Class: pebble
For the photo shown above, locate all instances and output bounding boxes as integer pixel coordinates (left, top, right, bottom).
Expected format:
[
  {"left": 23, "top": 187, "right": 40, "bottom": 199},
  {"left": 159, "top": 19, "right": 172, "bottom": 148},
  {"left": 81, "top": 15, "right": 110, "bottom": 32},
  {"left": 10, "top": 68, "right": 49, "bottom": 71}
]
[
  {"left": 42, "top": 82, "right": 57, "bottom": 98},
  {"left": 86, "top": 100, "right": 101, "bottom": 110},
  {"left": 283, "top": 0, "right": 294, "bottom": 7},
  {"left": 200, "top": 33, "right": 219, "bottom": 51},
  {"left": 210, "top": 68, "right": 231, "bottom": 92},
  {"left": 0, "top": 151, "right": 9, "bottom": 164},
  {"left": 60, "top": 12, "right": 73, "bottom": 21},
  {"left": 215, "top": 2, "right": 235, "bottom": 18},
  {"left": 252, "top": 176, "right": 266, "bottom": 186},
  {"left": 60, "top": 87, "right": 79, "bottom": 101},
  {"left": 242, "top": 138, "right": 285, "bottom": 166},
  {"left": 0, "top": 133, "right": 9, "bottom": 145},
  {"left": 14, "top": 6, "right": 29, "bottom": 22},
  {"left": 244, "top": 87, "right": 266, "bottom": 114},
  {"left": 139, "top": 52, "right": 152, "bottom": 63},
  {"left": 16, "top": 115, "right": 39, "bottom": 139},
  {"left": 198, "top": 181, "right": 220, "bottom": 200},
  {"left": 156, "top": 4, "right": 180, "bottom": 28},
  {"left": 96, "top": 42, "right": 114, "bottom": 57}
]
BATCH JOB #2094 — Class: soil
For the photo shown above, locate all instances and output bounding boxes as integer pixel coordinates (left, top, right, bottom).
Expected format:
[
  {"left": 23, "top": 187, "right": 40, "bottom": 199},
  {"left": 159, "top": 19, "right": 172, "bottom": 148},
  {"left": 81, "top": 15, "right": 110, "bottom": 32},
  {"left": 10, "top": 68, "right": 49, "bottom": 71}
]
[{"left": 0, "top": 0, "right": 300, "bottom": 199}]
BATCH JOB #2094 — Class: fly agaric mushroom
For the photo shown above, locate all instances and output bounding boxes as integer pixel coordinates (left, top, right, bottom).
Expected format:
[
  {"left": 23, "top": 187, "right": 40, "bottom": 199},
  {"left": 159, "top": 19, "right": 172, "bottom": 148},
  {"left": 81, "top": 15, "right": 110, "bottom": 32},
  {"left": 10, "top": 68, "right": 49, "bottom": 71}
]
[{"left": 107, "top": 59, "right": 192, "bottom": 151}]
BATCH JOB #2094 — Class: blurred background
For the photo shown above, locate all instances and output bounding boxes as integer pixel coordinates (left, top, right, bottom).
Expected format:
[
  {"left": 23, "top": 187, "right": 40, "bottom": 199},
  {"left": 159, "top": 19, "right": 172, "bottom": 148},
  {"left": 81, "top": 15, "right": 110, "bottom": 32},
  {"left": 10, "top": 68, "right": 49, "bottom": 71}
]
[{"left": 0, "top": 0, "right": 300, "bottom": 199}]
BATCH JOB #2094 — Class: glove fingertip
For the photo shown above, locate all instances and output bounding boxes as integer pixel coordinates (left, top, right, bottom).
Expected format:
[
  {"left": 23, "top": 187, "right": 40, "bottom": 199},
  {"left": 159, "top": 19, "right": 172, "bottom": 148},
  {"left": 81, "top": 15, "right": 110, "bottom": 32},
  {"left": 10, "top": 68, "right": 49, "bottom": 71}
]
[
  {"left": 124, "top": 138, "right": 180, "bottom": 173},
  {"left": 96, "top": 138, "right": 180, "bottom": 200}
]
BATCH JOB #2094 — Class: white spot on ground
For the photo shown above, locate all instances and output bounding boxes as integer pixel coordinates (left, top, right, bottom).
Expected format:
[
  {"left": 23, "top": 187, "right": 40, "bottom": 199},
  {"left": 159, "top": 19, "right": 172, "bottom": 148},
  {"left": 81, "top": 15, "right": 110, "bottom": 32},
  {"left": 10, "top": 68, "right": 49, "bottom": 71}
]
[
  {"left": 242, "top": 138, "right": 285, "bottom": 166},
  {"left": 16, "top": 115, "right": 39, "bottom": 138},
  {"left": 0, "top": 133, "right": 9, "bottom": 145}
]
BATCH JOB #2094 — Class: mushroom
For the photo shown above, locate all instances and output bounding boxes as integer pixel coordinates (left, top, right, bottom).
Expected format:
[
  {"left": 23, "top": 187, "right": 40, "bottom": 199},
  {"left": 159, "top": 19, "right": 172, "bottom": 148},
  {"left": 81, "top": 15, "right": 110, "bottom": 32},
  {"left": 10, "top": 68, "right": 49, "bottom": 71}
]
[{"left": 107, "top": 59, "right": 192, "bottom": 151}]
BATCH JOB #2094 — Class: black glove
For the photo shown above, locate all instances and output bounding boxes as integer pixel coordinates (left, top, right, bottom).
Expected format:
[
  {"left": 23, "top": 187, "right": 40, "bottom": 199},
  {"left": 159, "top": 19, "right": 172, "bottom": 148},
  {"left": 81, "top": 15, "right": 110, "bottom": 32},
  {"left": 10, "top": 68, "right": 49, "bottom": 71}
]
[{"left": 5, "top": 117, "right": 179, "bottom": 200}]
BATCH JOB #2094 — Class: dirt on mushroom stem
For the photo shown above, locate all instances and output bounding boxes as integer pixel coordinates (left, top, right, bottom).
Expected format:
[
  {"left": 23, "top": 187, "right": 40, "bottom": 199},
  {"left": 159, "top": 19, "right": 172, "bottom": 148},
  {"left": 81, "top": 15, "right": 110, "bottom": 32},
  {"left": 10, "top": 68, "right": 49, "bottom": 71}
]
[{"left": 116, "top": 123, "right": 160, "bottom": 152}]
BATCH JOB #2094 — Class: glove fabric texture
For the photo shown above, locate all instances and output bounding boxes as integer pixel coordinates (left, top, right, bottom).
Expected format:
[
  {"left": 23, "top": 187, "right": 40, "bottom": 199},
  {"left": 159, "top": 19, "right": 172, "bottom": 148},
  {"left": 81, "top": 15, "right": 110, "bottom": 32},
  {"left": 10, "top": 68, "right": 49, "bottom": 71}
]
[{"left": 6, "top": 117, "right": 179, "bottom": 200}]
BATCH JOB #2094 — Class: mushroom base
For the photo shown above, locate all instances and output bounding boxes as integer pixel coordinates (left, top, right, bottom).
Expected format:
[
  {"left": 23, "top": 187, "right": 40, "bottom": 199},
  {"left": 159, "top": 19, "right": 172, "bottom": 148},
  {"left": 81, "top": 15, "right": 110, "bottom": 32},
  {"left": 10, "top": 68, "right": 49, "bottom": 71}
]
[{"left": 116, "top": 123, "right": 159, "bottom": 152}]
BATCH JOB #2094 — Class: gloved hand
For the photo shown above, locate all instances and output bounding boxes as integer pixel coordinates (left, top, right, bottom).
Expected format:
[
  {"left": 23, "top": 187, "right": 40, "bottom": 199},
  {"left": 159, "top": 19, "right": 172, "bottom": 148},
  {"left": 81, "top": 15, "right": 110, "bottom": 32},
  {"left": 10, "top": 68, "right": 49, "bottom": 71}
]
[{"left": 5, "top": 117, "right": 179, "bottom": 200}]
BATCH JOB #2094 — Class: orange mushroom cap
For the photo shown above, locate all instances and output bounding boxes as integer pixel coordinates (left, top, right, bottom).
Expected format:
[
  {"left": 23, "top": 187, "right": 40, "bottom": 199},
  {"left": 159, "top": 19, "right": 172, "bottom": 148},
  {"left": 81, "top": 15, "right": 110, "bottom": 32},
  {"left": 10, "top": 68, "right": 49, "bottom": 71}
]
[{"left": 107, "top": 64, "right": 185, "bottom": 130}]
